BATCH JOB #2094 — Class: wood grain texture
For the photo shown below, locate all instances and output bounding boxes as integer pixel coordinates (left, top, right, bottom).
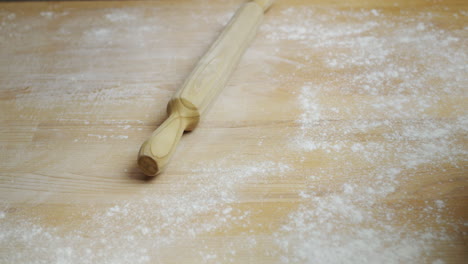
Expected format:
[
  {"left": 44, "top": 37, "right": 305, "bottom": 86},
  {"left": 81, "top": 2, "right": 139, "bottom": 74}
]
[{"left": 0, "top": 0, "right": 467, "bottom": 263}]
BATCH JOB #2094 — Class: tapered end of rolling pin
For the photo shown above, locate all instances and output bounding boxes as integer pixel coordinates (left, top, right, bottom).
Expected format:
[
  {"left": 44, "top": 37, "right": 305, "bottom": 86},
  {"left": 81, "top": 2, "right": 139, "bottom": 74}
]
[
  {"left": 138, "top": 112, "right": 188, "bottom": 176},
  {"left": 254, "top": 0, "right": 276, "bottom": 11},
  {"left": 138, "top": 99, "right": 199, "bottom": 176},
  {"left": 137, "top": 153, "right": 159, "bottom": 176}
]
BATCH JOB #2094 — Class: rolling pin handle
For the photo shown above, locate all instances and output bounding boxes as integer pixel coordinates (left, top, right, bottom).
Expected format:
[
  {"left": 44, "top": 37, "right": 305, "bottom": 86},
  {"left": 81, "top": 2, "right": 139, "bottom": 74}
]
[{"left": 138, "top": 99, "right": 199, "bottom": 176}]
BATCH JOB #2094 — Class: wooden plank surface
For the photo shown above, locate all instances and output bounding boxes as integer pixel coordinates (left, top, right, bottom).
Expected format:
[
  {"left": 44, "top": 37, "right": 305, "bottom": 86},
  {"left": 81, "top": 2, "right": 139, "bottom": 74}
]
[{"left": 0, "top": 0, "right": 467, "bottom": 263}]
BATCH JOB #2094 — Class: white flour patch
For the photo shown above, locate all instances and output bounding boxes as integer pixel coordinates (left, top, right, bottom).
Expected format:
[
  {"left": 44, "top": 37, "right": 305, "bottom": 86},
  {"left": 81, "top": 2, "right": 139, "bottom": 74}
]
[
  {"left": 6, "top": 13, "right": 16, "bottom": 20},
  {"left": 104, "top": 10, "right": 137, "bottom": 22},
  {"left": 86, "top": 134, "right": 128, "bottom": 140},
  {"left": 264, "top": 6, "right": 467, "bottom": 264},
  {"left": 0, "top": 160, "right": 291, "bottom": 263},
  {"left": 40, "top": 11, "right": 54, "bottom": 18}
]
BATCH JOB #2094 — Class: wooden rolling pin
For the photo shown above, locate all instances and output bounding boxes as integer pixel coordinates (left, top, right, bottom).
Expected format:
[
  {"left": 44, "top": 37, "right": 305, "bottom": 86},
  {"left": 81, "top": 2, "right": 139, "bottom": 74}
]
[{"left": 138, "top": 0, "right": 275, "bottom": 176}]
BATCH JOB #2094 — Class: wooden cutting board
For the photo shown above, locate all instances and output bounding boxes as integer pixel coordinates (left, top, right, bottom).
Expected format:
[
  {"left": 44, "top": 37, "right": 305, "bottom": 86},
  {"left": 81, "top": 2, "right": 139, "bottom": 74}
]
[{"left": 0, "top": 0, "right": 466, "bottom": 263}]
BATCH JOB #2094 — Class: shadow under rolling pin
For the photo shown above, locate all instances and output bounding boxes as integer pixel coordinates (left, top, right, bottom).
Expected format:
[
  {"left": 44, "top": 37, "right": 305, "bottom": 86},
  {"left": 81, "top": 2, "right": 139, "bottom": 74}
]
[{"left": 138, "top": 0, "right": 276, "bottom": 176}]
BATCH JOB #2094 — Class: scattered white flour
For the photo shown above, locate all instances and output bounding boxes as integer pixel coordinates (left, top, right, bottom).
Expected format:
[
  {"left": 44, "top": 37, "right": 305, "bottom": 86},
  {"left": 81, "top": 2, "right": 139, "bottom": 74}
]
[
  {"left": 104, "top": 10, "right": 136, "bottom": 22},
  {"left": 87, "top": 134, "right": 128, "bottom": 140},
  {"left": 264, "top": 6, "right": 467, "bottom": 264},
  {"left": 6, "top": 13, "right": 16, "bottom": 20},
  {"left": 40, "top": 11, "right": 54, "bottom": 18},
  {"left": 0, "top": 160, "right": 290, "bottom": 263},
  {"left": 0, "top": 2, "right": 466, "bottom": 264}
]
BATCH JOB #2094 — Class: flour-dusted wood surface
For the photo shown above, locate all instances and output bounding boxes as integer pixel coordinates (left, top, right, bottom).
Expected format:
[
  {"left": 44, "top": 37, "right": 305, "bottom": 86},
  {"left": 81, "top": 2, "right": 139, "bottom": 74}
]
[{"left": 0, "top": 0, "right": 467, "bottom": 263}]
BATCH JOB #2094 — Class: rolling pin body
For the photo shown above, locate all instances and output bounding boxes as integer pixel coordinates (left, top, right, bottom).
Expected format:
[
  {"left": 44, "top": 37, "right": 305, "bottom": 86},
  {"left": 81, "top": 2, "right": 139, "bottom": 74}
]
[{"left": 138, "top": 0, "right": 274, "bottom": 176}]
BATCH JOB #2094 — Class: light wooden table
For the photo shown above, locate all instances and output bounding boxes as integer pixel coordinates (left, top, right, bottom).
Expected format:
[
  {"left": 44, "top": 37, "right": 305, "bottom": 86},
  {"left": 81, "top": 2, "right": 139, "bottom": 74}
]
[{"left": 0, "top": 0, "right": 467, "bottom": 263}]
